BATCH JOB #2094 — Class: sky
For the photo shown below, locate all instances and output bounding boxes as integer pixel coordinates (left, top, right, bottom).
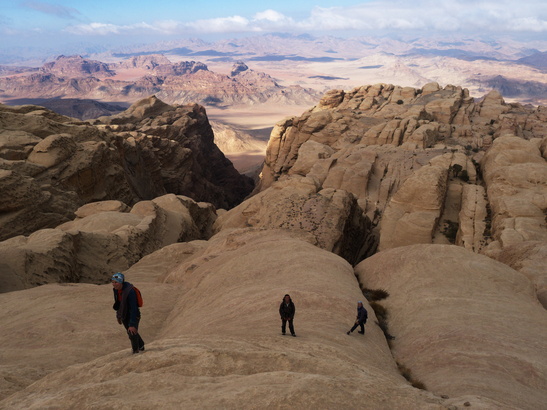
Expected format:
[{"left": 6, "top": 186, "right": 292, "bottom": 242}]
[{"left": 1, "top": 0, "right": 546, "bottom": 52}]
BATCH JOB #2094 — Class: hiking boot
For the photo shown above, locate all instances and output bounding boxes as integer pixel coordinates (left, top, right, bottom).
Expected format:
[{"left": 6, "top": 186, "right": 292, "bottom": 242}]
[
  {"left": 358, "top": 331, "right": 365, "bottom": 335},
  {"left": 132, "top": 350, "right": 139, "bottom": 354},
  {"left": 282, "top": 332, "right": 286, "bottom": 335},
  {"left": 139, "top": 346, "right": 145, "bottom": 352},
  {"left": 291, "top": 334, "right": 296, "bottom": 337},
  {"left": 346, "top": 331, "right": 351, "bottom": 335}
]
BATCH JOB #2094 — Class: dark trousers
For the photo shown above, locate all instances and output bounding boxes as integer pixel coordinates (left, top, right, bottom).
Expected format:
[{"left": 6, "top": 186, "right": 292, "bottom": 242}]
[
  {"left": 123, "top": 317, "right": 145, "bottom": 352},
  {"left": 281, "top": 318, "right": 295, "bottom": 335},
  {"left": 350, "top": 321, "right": 365, "bottom": 333}
]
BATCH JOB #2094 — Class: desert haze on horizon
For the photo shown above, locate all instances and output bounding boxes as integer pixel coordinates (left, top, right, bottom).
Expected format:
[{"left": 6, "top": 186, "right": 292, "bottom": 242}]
[{"left": 1, "top": 0, "right": 546, "bottom": 51}]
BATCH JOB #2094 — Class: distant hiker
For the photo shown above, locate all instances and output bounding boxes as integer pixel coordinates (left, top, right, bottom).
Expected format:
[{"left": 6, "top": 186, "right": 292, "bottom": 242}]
[
  {"left": 111, "top": 272, "right": 145, "bottom": 354},
  {"left": 347, "top": 301, "right": 367, "bottom": 335},
  {"left": 279, "top": 294, "right": 296, "bottom": 337}
]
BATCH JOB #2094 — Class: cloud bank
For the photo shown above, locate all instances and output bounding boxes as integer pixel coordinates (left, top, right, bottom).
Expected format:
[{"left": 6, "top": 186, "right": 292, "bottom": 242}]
[{"left": 58, "top": 0, "right": 547, "bottom": 37}]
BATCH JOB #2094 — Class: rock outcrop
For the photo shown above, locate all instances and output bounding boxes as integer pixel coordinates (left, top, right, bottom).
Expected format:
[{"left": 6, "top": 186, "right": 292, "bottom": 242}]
[
  {"left": 0, "top": 98, "right": 253, "bottom": 240},
  {"left": 355, "top": 244, "right": 547, "bottom": 410},
  {"left": 480, "top": 135, "right": 547, "bottom": 306},
  {"left": 0, "top": 103, "right": 134, "bottom": 240},
  {"left": 93, "top": 96, "right": 254, "bottom": 209},
  {"left": 42, "top": 55, "right": 114, "bottom": 78},
  {"left": 256, "top": 83, "right": 547, "bottom": 301},
  {"left": 0, "top": 194, "right": 215, "bottom": 293},
  {"left": 214, "top": 176, "right": 373, "bottom": 264}
]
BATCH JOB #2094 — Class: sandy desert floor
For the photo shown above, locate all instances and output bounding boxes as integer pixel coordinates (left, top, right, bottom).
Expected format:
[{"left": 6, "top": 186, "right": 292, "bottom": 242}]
[{"left": 206, "top": 103, "right": 311, "bottom": 172}]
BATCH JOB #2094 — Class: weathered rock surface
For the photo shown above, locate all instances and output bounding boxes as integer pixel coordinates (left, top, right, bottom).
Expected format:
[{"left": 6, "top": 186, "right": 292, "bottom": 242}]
[
  {"left": 0, "top": 103, "right": 134, "bottom": 240},
  {"left": 214, "top": 176, "right": 373, "bottom": 264},
  {"left": 0, "top": 98, "right": 252, "bottom": 240},
  {"left": 256, "top": 83, "right": 546, "bottom": 301},
  {"left": 355, "top": 244, "right": 547, "bottom": 410},
  {"left": 93, "top": 96, "right": 254, "bottom": 209},
  {"left": 481, "top": 135, "right": 547, "bottom": 248},
  {"left": 378, "top": 164, "right": 448, "bottom": 251},
  {"left": 0, "top": 230, "right": 453, "bottom": 408},
  {"left": 480, "top": 135, "right": 547, "bottom": 304},
  {"left": 0, "top": 194, "right": 216, "bottom": 293}
]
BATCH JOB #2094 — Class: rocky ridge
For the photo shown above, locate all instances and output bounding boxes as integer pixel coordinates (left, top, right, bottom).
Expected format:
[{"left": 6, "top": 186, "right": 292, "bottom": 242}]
[
  {"left": 0, "top": 55, "right": 320, "bottom": 108},
  {"left": 254, "top": 82, "right": 547, "bottom": 304},
  {"left": 0, "top": 96, "right": 253, "bottom": 241}
]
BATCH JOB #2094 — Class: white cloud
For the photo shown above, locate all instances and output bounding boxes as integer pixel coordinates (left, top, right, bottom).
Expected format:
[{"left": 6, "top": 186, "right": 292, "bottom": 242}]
[
  {"left": 61, "top": 0, "right": 547, "bottom": 37},
  {"left": 254, "top": 9, "right": 289, "bottom": 23},
  {"left": 185, "top": 15, "right": 256, "bottom": 33},
  {"left": 295, "top": 0, "right": 547, "bottom": 33},
  {"left": 65, "top": 22, "right": 157, "bottom": 36}
]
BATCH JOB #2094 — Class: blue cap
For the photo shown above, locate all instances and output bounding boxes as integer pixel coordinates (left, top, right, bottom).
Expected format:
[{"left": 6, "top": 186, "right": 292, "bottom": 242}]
[{"left": 111, "top": 272, "right": 124, "bottom": 283}]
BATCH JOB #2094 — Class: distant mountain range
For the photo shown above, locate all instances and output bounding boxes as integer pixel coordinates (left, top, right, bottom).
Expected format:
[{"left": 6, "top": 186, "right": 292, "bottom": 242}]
[
  {"left": 104, "top": 34, "right": 543, "bottom": 62},
  {"left": 1, "top": 34, "right": 546, "bottom": 108},
  {"left": 0, "top": 55, "right": 321, "bottom": 108}
]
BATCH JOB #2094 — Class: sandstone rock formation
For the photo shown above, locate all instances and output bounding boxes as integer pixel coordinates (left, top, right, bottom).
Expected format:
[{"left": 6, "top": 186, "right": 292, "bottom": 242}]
[
  {"left": 355, "top": 244, "right": 547, "bottom": 410},
  {"left": 256, "top": 82, "right": 547, "bottom": 302},
  {"left": 0, "top": 55, "right": 320, "bottom": 108},
  {"left": 214, "top": 176, "right": 373, "bottom": 264},
  {"left": 93, "top": 96, "right": 254, "bottom": 209},
  {"left": 42, "top": 55, "right": 114, "bottom": 78},
  {"left": 480, "top": 135, "right": 547, "bottom": 306},
  {"left": 0, "top": 103, "right": 134, "bottom": 240},
  {"left": 1, "top": 82, "right": 546, "bottom": 409},
  {"left": 0, "top": 230, "right": 473, "bottom": 408},
  {"left": 0, "top": 97, "right": 253, "bottom": 240},
  {"left": 0, "top": 194, "right": 215, "bottom": 293}
]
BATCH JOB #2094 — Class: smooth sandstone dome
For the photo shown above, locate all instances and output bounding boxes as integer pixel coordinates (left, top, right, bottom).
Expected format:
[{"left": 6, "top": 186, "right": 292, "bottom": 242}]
[
  {"left": 355, "top": 244, "right": 547, "bottom": 410},
  {"left": 0, "top": 230, "right": 449, "bottom": 409}
]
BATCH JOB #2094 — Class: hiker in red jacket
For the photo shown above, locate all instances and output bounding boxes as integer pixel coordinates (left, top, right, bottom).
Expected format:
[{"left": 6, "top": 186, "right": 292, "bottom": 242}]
[{"left": 112, "top": 272, "right": 145, "bottom": 354}]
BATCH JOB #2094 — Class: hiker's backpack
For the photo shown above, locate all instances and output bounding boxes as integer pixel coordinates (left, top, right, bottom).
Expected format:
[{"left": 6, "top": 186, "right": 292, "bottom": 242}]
[{"left": 133, "top": 286, "right": 143, "bottom": 307}]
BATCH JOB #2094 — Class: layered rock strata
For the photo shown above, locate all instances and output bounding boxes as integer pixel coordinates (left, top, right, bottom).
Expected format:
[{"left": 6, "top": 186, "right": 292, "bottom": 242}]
[
  {"left": 256, "top": 82, "right": 546, "bottom": 301},
  {"left": 0, "top": 98, "right": 253, "bottom": 240},
  {"left": 0, "top": 194, "right": 215, "bottom": 293},
  {"left": 214, "top": 176, "right": 373, "bottom": 264},
  {"left": 0, "top": 55, "right": 320, "bottom": 107}
]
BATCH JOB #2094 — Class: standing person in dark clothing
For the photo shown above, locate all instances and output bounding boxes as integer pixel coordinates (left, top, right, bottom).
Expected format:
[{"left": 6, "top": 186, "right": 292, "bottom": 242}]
[
  {"left": 111, "top": 272, "right": 145, "bottom": 354},
  {"left": 347, "top": 301, "right": 368, "bottom": 335},
  {"left": 279, "top": 294, "right": 296, "bottom": 337}
]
